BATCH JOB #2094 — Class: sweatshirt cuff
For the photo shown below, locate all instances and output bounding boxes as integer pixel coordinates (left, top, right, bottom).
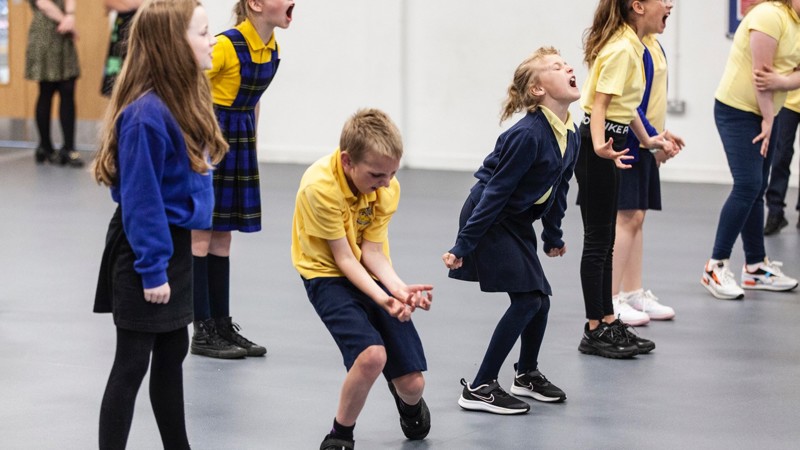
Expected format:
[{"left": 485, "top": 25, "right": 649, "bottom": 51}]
[{"left": 141, "top": 271, "right": 168, "bottom": 290}]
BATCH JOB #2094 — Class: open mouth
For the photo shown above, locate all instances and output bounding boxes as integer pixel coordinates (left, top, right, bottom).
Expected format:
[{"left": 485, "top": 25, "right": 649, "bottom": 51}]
[
  {"left": 662, "top": 12, "right": 669, "bottom": 25},
  {"left": 287, "top": 4, "right": 294, "bottom": 20},
  {"left": 569, "top": 76, "right": 577, "bottom": 88}
]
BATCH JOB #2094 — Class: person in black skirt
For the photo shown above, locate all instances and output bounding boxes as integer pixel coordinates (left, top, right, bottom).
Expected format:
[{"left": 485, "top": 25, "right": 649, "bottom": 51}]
[
  {"left": 443, "top": 47, "right": 580, "bottom": 415},
  {"left": 100, "top": 0, "right": 143, "bottom": 97},
  {"left": 91, "top": 1, "right": 227, "bottom": 448}
]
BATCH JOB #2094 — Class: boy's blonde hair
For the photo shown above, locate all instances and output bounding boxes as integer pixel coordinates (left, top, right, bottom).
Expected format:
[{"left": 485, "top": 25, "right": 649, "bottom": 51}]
[
  {"left": 500, "top": 46, "right": 560, "bottom": 123},
  {"left": 339, "top": 109, "right": 403, "bottom": 163},
  {"left": 93, "top": 0, "right": 227, "bottom": 186}
]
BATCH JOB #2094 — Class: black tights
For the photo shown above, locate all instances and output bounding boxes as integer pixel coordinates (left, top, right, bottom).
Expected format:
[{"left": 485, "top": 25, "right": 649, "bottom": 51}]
[
  {"left": 99, "top": 327, "right": 190, "bottom": 450},
  {"left": 35, "top": 78, "right": 76, "bottom": 151}
]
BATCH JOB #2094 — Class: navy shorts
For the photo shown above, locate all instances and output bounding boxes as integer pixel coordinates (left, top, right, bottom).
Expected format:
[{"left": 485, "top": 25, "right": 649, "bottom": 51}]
[{"left": 303, "top": 277, "right": 427, "bottom": 380}]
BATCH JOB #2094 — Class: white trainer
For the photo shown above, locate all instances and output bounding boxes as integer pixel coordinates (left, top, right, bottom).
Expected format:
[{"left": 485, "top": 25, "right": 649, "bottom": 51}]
[
  {"left": 741, "top": 258, "right": 798, "bottom": 292},
  {"left": 701, "top": 259, "right": 744, "bottom": 300},
  {"left": 612, "top": 294, "right": 650, "bottom": 326},
  {"left": 626, "top": 289, "right": 675, "bottom": 320}
]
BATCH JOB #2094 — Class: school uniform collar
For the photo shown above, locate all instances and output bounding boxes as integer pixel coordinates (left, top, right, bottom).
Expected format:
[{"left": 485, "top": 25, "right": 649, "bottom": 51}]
[
  {"left": 789, "top": 5, "right": 800, "bottom": 24},
  {"left": 332, "top": 148, "right": 377, "bottom": 204},
  {"left": 538, "top": 106, "right": 572, "bottom": 140},
  {"left": 236, "top": 19, "right": 278, "bottom": 52},
  {"left": 620, "top": 23, "right": 645, "bottom": 58}
]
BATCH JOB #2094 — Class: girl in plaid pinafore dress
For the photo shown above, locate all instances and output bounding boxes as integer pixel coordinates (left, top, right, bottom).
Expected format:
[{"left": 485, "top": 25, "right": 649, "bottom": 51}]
[{"left": 190, "top": 0, "right": 294, "bottom": 360}]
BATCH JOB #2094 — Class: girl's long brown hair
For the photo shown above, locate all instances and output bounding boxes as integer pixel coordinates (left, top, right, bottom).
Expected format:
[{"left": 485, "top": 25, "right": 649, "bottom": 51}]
[
  {"left": 582, "top": 0, "right": 635, "bottom": 67},
  {"left": 500, "top": 47, "right": 560, "bottom": 123},
  {"left": 93, "top": 0, "right": 227, "bottom": 186}
]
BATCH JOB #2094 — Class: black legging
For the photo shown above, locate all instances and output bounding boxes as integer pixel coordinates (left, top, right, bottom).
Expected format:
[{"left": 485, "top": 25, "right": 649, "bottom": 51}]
[
  {"left": 99, "top": 327, "right": 190, "bottom": 450},
  {"left": 35, "top": 78, "right": 76, "bottom": 151},
  {"left": 473, "top": 291, "right": 550, "bottom": 385},
  {"left": 575, "top": 122, "right": 622, "bottom": 320}
]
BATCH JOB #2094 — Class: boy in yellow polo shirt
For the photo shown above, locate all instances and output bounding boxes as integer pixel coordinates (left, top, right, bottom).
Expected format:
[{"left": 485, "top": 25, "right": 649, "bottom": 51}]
[{"left": 292, "top": 109, "right": 433, "bottom": 450}]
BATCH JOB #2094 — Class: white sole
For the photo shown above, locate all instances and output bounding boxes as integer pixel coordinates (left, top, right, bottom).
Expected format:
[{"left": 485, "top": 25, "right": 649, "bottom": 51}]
[
  {"left": 741, "top": 282, "right": 798, "bottom": 292},
  {"left": 509, "top": 385, "right": 565, "bottom": 403},
  {"left": 457, "top": 397, "right": 529, "bottom": 415},
  {"left": 701, "top": 278, "right": 744, "bottom": 300}
]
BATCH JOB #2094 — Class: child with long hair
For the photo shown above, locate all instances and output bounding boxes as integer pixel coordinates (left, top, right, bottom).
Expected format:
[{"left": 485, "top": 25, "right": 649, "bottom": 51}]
[
  {"left": 576, "top": 0, "right": 673, "bottom": 359},
  {"left": 612, "top": 1, "right": 683, "bottom": 326},
  {"left": 701, "top": 0, "right": 800, "bottom": 299},
  {"left": 443, "top": 47, "right": 578, "bottom": 415},
  {"left": 189, "top": 0, "right": 295, "bottom": 359},
  {"left": 92, "top": 0, "right": 227, "bottom": 447}
]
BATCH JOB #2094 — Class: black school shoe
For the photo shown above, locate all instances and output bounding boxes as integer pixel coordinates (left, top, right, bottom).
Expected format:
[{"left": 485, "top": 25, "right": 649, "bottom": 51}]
[
  {"left": 56, "top": 148, "right": 84, "bottom": 167},
  {"left": 457, "top": 378, "right": 530, "bottom": 415},
  {"left": 611, "top": 319, "right": 655, "bottom": 354},
  {"left": 764, "top": 214, "right": 788, "bottom": 235},
  {"left": 191, "top": 318, "right": 247, "bottom": 359},
  {"left": 319, "top": 433, "right": 354, "bottom": 450},
  {"left": 215, "top": 316, "right": 267, "bottom": 356},
  {"left": 509, "top": 363, "right": 566, "bottom": 403},
  {"left": 387, "top": 381, "right": 430, "bottom": 440},
  {"left": 578, "top": 322, "right": 639, "bottom": 359}
]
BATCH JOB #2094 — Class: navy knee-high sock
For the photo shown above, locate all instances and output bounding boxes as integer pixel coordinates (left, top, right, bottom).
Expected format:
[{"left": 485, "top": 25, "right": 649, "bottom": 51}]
[
  {"left": 193, "top": 256, "right": 210, "bottom": 321},
  {"left": 472, "top": 292, "right": 545, "bottom": 386},
  {"left": 208, "top": 254, "right": 230, "bottom": 318}
]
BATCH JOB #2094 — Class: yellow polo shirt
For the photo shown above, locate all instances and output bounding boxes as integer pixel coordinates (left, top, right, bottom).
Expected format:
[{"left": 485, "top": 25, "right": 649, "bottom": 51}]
[
  {"left": 716, "top": 2, "right": 800, "bottom": 116},
  {"left": 643, "top": 35, "right": 667, "bottom": 137},
  {"left": 580, "top": 24, "right": 645, "bottom": 124},
  {"left": 784, "top": 89, "right": 800, "bottom": 114},
  {"left": 292, "top": 148, "right": 399, "bottom": 279},
  {"left": 207, "top": 19, "right": 279, "bottom": 107},
  {"left": 535, "top": 106, "right": 573, "bottom": 205}
]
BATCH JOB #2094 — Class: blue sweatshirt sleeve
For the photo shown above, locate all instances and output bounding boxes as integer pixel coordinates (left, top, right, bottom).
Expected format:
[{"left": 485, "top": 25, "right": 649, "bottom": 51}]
[
  {"left": 117, "top": 121, "right": 173, "bottom": 289},
  {"left": 541, "top": 128, "right": 579, "bottom": 252},
  {"left": 449, "top": 129, "right": 537, "bottom": 258}
]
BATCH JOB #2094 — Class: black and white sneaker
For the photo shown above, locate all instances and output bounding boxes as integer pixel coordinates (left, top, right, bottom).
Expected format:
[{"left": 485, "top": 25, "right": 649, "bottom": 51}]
[
  {"left": 509, "top": 363, "right": 566, "bottom": 403},
  {"left": 319, "top": 433, "right": 354, "bottom": 450},
  {"left": 578, "top": 322, "right": 639, "bottom": 359},
  {"left": 388, "top": 381, "right": 430, "bottom": 440},
  {"left": 457, "top": 378, "right": 529, "bottom": 415}
]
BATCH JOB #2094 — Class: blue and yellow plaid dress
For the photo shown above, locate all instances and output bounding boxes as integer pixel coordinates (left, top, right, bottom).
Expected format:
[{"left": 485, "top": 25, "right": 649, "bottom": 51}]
[{"left": 212, "top": 29, "right": 280, "bottom": 232}]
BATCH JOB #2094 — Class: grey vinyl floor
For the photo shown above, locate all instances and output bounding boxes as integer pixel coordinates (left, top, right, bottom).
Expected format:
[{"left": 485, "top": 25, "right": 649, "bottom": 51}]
[{"left": 1, "top": 147, "right": 799, "bottom": 450}]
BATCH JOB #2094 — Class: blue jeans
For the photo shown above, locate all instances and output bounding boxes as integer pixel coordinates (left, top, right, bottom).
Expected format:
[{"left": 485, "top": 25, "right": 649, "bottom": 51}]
[
  {"left": 765, "top": 106, "right": 800, "bottom": 216},
  {"left": 712, "top": 100, "right": 775, "bottom": 264}
]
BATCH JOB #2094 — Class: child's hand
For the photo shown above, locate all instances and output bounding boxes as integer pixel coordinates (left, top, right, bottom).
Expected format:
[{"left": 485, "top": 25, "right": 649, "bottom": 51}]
[
  {"left": 384, "top": 297, "right": 413, "bottom": 322},
  {"left": 442, "top": 252, "right": 463, "bottom": 269},
  {"left": 664, "top": 130, "right": 685, "bottom": 151},
  {"left": 594, "top": 138, "right": 633, "bottom": 169},
  {"left": 753, "top": 65, "right": 785, "bottom": 91},
  {"left": 144, "top": 282, "right": 171, "bottom": 304},
  {"left": 546, "top": 246, "right": 566, "bottom": 257},
  {"left": 402, "top": 285, "right": 433, "bottom": 311}
]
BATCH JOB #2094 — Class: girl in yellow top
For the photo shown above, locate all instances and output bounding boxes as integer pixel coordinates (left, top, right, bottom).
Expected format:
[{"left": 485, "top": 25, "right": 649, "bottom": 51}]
[
  {"left": 701, "top": 0, "right": 800, "bottom": 300},
  {"left": 190, "top": 0, "right": 295, "bottom": 359},
  {"left": 576, "top": 0, "right": 673, "bottom": 359}
]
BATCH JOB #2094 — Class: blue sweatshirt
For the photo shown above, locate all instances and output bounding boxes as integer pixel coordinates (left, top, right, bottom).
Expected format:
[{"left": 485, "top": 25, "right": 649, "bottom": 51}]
[{"left": 110, "top": 92, "right": 215, "bottom": 288}]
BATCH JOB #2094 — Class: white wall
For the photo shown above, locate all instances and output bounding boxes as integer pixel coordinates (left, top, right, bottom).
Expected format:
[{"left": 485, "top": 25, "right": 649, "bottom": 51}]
[{"left": 206, "top": 0, "right": 799, "bottom": 187}]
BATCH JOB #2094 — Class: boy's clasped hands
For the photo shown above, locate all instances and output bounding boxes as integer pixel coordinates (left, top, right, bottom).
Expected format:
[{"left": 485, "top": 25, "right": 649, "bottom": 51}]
[{"left": 385, "top": 285, "right": 433, "bottom": 322}]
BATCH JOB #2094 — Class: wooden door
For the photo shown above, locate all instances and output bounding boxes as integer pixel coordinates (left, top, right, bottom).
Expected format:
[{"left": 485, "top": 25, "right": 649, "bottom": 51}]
[{"left": 0, "top": 0, "right": 109, "bottom": 121}]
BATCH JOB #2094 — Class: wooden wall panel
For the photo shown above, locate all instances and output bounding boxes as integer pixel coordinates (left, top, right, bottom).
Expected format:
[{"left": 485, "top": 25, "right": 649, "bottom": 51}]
[{"left": 0, "top": 0, "right": 109, "bottom": 120}]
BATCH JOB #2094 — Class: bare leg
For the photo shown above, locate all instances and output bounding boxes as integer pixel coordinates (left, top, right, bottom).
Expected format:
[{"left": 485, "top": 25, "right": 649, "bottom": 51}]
[
  {"left": 390, "top": 372, "right": 425, "bottom": 406},
  {"left": 612, "top": 210, "right": 645, "bottom": 295},
  {"left": 622, "top": 211, "right": 647, "bottom": 293},
  {"left": 335, "top": 345, "right": 386, "bottom": 426}
]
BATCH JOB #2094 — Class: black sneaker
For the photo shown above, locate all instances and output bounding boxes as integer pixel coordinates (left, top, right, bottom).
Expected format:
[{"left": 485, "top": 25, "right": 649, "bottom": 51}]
[
  {"left": 764, "top": 214, "right": 788, "bottom": 236},
  {"left": 215, "top": 316, "right": 267, "bottom": 356},
  {"left": 509, "top": 363, "right": 566, "bottom": 403},
  {"left": 387, "top": 381, "right": 430, "bottom": 440},
  {"left": 457, "top": 378, "right": 529, "bottom": 415},
  {"left": 191, "top": 319, "right": 247, "bottom": 359},
  {"left": 578, "top": 322, "right": 639, "bottom": 359},
  {"left": 319, "top": 433, "right": 354, "bottom": 450},
  {"left": 611, "top": 319, "right": 655, "bottom": 354}
]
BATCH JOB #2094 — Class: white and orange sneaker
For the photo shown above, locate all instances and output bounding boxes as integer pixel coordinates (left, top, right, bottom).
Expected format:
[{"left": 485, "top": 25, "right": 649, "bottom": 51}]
[
  {"left": 741, "top": 258, "right": 798, "bottom": 292},
  {"left": 702, "top": 259, "right": 744, "bottom": 300}
]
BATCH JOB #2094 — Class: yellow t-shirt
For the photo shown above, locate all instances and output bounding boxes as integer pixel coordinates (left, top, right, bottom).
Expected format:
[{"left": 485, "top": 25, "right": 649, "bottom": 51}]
[
  {"left": 207, "top": 19, "right": 279, "bottom": 107},
  {"left": 580, "top": 24, "right": 645, "bottom": 124},
  {"left": 534, "top": 106, "right": 573, "bottom": 205},
  {"left": 783, "top": 89, "right": 800, "bottom": 113},
  {"left": 291, "top": 149, "right": 400, "bottom": 279},
  {"left": 715, "top": 2, "right": 800, "bottom": 116},
  {"left": 643, "top": 35, "right": 667, "bottom": 137}
]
